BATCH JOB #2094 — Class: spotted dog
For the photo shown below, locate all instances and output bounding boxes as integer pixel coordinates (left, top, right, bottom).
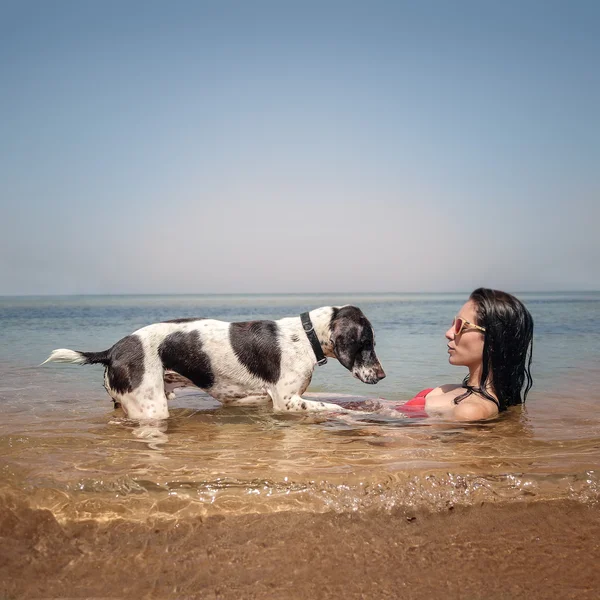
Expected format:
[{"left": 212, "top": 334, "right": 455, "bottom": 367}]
[{"left": 42, "top": 306, "right": 386, "bottom": 420}]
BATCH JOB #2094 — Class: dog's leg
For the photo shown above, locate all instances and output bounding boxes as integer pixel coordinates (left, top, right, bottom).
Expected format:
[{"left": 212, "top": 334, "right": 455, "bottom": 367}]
[
  {"left": 222, "top": 394, "right": 271, "bottom": 407},
  {"left": 270, "top": 386, "right": 349, "bottom": 413},
  {"left": 115, "top": 389, "right": 170, "bottom": 420},
  {"left": 163, "top": 371, "right": 196, "bottom": 400},
  {"left": 288, "top": 394, "right": 348, "bottom": 412},
  {"left": 106, "top": 368, "right": 170, "bottom": 420}
]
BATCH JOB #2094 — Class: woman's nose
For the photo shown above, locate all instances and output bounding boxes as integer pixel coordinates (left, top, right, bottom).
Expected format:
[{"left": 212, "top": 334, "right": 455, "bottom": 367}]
[{"left": 445, "top": 327, "right": 454, "bottom": 341}]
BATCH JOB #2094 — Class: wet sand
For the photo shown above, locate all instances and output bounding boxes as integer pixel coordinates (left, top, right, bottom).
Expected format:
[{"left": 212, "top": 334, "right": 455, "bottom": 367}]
[{"left": 2, "top": 499, "right": 599, "bottom": 599}]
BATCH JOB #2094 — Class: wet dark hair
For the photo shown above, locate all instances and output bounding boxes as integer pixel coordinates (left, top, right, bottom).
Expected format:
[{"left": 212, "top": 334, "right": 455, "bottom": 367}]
[{"left": 455, "top": 288, "right": 534, "bottom": 412}]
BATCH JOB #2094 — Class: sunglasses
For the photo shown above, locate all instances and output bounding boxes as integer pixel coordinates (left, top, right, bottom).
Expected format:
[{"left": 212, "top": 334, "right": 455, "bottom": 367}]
[{"left": 452, "top": 317, "right": 486, "bottom": 336}]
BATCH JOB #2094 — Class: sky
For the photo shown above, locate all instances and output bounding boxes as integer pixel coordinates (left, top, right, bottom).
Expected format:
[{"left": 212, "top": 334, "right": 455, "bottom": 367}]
[{"left": 1, "top": 0, "right": 599, "bottom": 294}]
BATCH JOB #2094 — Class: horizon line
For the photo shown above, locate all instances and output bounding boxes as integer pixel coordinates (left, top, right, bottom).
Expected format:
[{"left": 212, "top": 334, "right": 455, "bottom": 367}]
[{"left": 1, "top": 290, "right": 599, "bottom": 298}]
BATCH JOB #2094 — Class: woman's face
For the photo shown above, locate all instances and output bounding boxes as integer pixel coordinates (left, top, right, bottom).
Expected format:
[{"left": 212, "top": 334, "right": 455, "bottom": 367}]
[{"left": 445, "top": 300, "right": 485, "bottom": 368}]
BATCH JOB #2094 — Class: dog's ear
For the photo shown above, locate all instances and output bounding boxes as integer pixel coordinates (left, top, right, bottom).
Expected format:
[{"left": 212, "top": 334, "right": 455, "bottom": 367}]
[
  {"left": 329, "top": 308, "right": 363, "bottom": 370},
  {"left": 331, "top": 327, "right": 360, "bottom": 370}
]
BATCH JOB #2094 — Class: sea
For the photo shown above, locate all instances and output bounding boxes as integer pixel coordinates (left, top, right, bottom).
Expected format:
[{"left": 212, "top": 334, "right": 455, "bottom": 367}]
[{"left": 1, "top": 292, "right": 599, "bottom": 521}]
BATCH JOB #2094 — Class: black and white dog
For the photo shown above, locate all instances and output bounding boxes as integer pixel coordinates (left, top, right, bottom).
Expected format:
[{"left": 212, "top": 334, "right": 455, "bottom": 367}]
[{"left": 42, "top": 306, "right": 385, "bottom": 420}]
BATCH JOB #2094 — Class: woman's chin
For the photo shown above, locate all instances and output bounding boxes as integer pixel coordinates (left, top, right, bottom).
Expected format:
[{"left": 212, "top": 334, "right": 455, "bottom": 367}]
[{"left": 448, "top": 354, "right": 461, "bottom": 366}]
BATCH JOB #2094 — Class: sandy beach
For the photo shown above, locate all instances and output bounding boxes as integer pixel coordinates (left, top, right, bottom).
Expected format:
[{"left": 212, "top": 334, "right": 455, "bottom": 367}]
[{"left": 2, "top": 498, "right": 599, "bottom": 599}]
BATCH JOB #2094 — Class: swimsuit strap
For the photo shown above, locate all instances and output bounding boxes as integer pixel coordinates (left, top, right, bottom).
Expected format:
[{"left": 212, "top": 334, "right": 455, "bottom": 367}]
[{"left": 455, "top": 384, "right": 501, "bottom": 410}]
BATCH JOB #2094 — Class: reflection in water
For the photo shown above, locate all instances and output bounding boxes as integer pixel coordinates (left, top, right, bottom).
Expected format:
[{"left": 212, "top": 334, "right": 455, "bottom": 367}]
[{"left": 128, "top": 420, "right": 170, "bottom": 451}]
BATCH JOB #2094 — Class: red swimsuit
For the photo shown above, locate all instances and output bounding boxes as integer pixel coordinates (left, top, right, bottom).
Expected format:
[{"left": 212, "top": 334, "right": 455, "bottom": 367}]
[{"left": 395, "top": 388, "right": 434, "bottom": 417}]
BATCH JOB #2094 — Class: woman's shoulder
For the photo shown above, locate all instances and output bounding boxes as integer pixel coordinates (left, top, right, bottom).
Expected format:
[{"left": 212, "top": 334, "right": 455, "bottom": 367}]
[
  {"left": 426, "top": 384, "right": 463, "bottom": 397},
  {"left": 425, "top": 384, "right": 499, "bottom": 421}
]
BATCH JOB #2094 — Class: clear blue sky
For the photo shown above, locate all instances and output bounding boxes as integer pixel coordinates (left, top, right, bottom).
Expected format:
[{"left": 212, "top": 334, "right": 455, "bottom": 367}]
[{"left": 1, "top": 0, "right": 598, "bottom": 294}]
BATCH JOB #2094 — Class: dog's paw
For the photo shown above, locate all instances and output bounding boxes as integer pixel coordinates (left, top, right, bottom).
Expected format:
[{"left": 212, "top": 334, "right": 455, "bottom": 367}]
[{"left": 166, "top": 392, "right": 176, "bottom": 401}]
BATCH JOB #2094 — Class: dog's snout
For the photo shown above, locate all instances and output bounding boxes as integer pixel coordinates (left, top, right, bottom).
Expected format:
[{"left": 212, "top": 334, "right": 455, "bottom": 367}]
[{"left": 353, "top": 363, "right": 386, "bottom": 384}]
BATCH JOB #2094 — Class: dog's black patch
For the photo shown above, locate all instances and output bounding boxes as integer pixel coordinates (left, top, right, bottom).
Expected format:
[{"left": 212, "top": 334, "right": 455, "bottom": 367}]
[
  {"left": 162, "top": 317, "right": 204, "bottom": 324},
  {"left": 159, "top": 331, "right": 214, "bottom": 389},
  {"left": 79, "top": 349, "right": 111, "bottom": 365},
  {"left": 329, "top": 306, "right": 375, "bottom": 371},
  {"left": 229, "top": 320, "right": 281, "bottom": 383},
  {"left": 106, "top": 335, "right": 145, "bottom": 395}
]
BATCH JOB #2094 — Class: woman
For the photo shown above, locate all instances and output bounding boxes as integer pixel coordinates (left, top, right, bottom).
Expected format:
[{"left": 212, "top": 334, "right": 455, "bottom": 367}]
[{"left": 398, "top": 288, "right": 534, "bottom": 421}]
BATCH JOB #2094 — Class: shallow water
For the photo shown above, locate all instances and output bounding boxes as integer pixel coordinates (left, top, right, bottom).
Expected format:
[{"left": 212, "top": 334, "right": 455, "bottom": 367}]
[{"left": 1, "top": 293, "right": 599, "bottom": 521}]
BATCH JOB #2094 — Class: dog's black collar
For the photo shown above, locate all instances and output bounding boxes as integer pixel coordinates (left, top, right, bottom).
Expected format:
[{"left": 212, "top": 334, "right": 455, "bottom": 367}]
[{"left": 300, "top": 312, "right": 328, "bottom": 366}]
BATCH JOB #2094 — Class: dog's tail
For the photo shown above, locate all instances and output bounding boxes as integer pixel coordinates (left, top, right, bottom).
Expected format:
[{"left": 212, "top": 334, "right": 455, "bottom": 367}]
[{"left": 41, "top": 348, "right": 110, "bottom": 366}]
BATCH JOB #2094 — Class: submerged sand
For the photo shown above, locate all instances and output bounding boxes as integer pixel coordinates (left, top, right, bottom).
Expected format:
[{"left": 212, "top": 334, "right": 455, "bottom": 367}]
[{"left": 2, "top": 499, "right": 599, "bottom": 599}]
